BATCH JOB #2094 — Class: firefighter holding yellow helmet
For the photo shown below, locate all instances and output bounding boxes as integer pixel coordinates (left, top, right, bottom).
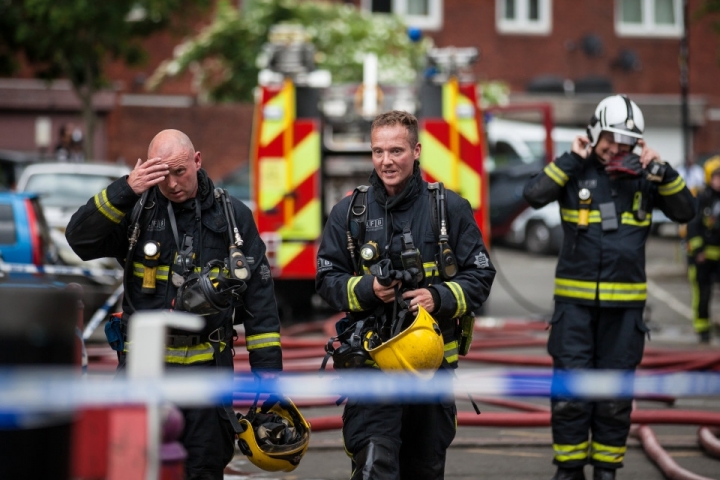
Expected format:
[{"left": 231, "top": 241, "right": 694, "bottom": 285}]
[{"left": 316, "top": 110, "right": 495, "bottom": 480}]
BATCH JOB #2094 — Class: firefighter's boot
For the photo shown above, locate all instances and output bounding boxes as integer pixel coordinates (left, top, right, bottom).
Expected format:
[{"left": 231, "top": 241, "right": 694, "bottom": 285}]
[
  {"left": 551, "top": 466, "right": 586, "bottom": 480},
  {"left": 593, "top": 467, "right": 616, "bottom": 480}
]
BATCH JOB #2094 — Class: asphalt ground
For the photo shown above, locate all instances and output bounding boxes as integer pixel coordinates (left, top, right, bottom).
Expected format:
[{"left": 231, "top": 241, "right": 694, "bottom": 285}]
[{"left": 222, "top": 235, "right": 720, "bottom": 480}]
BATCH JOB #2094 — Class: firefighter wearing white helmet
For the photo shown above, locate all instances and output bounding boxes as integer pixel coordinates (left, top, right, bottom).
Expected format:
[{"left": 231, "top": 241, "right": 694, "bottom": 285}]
[
  {"left": 524, "top": 94, "right": 696, "bottom": 480},
  {"left": 316, "top": 110, "right": 495, "bottom": 480}
]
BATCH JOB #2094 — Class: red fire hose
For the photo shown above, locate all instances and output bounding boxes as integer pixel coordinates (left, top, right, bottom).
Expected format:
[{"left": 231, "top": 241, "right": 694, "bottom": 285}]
[{"left": 634, "top": 425, "right": 715, "bottom": 480}]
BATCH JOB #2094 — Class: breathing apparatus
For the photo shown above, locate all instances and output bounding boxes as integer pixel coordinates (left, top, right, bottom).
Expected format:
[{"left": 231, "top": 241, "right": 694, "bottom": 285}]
[{"left": 171, "top": 189, "right": 251, "bottom": 316}]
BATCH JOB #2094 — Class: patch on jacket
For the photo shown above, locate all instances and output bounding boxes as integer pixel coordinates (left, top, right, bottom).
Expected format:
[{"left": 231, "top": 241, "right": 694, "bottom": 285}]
[
  {"left": 147, "top": 219, "right": 165, "bottom": 232},
  {"left": 474, "top": 252, "right": 490, "bottom": 269},
  {"left": 259, "top": 264, "right": 271, "bottom": 282},
  {"left": 317, "top": 257, "right": 333, "bottom": 272},
  {"left": 579, "top": 179, "right": 597, "bottom": 189},
  {"left": 366, "top": 218, "right": 383, "bottom": 231}
]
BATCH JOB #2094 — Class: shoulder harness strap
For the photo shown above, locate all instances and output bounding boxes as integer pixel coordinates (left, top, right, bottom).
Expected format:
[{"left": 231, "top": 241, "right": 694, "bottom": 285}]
[{"left": 346, "top": 185, "right": 369, "bottom": 274}]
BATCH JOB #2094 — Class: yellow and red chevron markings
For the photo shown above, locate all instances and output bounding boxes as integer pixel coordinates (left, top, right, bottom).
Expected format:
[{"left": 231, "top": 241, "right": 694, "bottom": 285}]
[
  {"left": 252, "top": 80, "right": 320, "bottom": 278},
  {"left": 419, "top": 79, "right": 488, "bottom": 236}
]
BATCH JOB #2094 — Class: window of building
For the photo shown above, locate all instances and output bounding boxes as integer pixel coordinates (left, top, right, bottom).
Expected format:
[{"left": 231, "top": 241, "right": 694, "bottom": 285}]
[
  {"left": 362, "top": 0, "right": 443, "bottom": 31},
  {"left": 615, "top": 0, "right": 683, "bottom": 37},
  {"left": 496, "top": 0, "right": 552, "bottom": 35}
]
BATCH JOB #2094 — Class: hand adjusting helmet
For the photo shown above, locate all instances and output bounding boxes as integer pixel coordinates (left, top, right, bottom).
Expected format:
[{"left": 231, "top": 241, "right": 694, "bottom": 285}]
[
  {"left": 236, "top": 395, "right": 311, "bottom": 472},
  {"left": 587, "top": 94, "right": 644, "bottom": 147},
  {"left": 363, "top": 305, "right": 444, "bottom": 380},
  {"left": 174, "top": 260, "right": 247, "bottom": 316}
]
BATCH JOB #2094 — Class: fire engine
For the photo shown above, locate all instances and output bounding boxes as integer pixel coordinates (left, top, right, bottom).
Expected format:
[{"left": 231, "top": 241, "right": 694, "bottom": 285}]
[{"left": 249, "top": 25, "right": 489, "bottom": 318}]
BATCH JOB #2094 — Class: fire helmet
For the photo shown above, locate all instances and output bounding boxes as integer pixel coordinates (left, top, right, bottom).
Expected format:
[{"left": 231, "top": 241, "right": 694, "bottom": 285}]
[
  {"left": 586, "top": 94, "right": 645, "bottom": 147},
  {"left": 704, "top": 156, "right": 720, "bottom": 184},
  {"left": 363, "top": 305, "right": 444, "bottom": 379},
  {"left": 236, "top": 395, "right": 310, "bottom": 472}
]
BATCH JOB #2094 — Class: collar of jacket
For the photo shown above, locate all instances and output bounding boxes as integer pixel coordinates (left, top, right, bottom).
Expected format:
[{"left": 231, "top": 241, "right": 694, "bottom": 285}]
[{"left": 369, "top": 160, "right": 422, "bottom": 212}]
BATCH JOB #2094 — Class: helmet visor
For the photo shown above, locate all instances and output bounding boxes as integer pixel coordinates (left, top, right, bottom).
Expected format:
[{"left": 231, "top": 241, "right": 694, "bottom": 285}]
[{"left": 611, "top": 132, "right": 639, "bottom": 147}]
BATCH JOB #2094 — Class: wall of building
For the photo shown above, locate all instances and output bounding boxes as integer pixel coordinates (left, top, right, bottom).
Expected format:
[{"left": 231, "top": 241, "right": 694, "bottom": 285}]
[{"left": 106, "top": 102, "right": 255, "bottom": 182}]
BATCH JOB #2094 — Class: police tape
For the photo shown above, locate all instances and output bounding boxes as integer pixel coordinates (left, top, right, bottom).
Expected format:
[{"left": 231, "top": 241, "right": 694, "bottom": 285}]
[
  {"left": 0, "top": 262, "right": 123, "bottom": 279},
  {"left": 0, "top": 368, "right": 718, "bottom": 421}
]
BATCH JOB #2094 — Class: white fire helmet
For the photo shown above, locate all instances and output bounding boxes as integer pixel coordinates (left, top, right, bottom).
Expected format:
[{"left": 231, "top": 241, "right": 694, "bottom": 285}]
[{"left": 586, "top": 94, "right": 644, "bottom": 147}]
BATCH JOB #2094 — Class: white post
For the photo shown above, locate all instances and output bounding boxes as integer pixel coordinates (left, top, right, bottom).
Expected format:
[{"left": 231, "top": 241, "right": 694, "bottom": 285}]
[
  {"left": 362, "top": 53, "right": 378, "bottom": 117},
  {"left": 127, "top": 311, "right": 204, "bottom": 480}
]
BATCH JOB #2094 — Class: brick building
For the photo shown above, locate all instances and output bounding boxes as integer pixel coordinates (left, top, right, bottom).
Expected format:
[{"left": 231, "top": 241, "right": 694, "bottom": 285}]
[{"left": 0, "top": 0, "right": 718, "bottom": 180}]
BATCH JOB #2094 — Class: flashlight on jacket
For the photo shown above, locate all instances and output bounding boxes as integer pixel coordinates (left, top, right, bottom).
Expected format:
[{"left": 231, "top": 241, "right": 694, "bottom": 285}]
[
  {"left": 578, "top": 188, "right": 592, "bottom": 230},
  {"left": 360, "top": 241, "right": 379, "bottom": 262},
  {"left": 142, "top": 241, "right": 161, "bottom": 294}
]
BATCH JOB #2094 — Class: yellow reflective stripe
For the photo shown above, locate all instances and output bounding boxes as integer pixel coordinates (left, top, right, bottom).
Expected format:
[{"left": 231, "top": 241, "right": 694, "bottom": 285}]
[
  {"left": 554, "top": 278, "right": 597, "bottom": 300},
  {"left": 553, "top": 441, "right": 589, "bottom": 462},
  {"left": 132, "top": 263, "right": 170, "bottom": 281},
  {"left": 444, "top": 340, "right": 458, "bottom": 364},
  {"left": 598, "top": 282, "right": 646, "bottom": 301},
  {"left": 424, "top": 261, "right": 439, "bottom": 278},
  {"left": 347, "top": 276, "right": 363, "bottom": 312},
  {"left": 591, "top": 441, "right": 626, "bottom": 463},
  {"left": 706, "top": 245, "right": 720, "bottom": 261},
  {"left": 561, "top": 209, "right": 601, "bottom": 223},
  {"left": 445, "top": 281, "right": 467, "bottom": 318},
  {"left": 94, "top": 189, "right": 124, "bottom": 224},
  {"left": 688, "top": 236, "right": 703, "bottom": 252},
  {"left": 544, "top": 163, "right": 569, "bottom": 186},
  {"left": 658, "top": 176, "right": 685, "bottom": 196},
  {"left": 694, "top": 317, "right": 710, "bottom": 332},
  {"left": 620, "top": 211, "right": 651, "bottom": 227},
  {"left": 246, "top": 332, "right": 281, "bottom": 350},
  {"left": 125, "top": 341, "right": 225, "bottom": 364}
]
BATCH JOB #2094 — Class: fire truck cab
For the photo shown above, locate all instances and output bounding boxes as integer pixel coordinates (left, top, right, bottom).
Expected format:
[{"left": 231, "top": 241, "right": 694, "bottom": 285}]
[{"left": 250, "top": 25, "right": 489, "bottom": 319}]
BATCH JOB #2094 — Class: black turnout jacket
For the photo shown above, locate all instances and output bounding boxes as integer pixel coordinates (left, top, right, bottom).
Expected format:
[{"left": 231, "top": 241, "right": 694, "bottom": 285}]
[
  {"left": 523, "top": 151, "right": 696, "bottom": 308},
  {"left": 316, "top": 164, "right": 495, "bottom": 365},
  {"left": 65, "top": 169, "right": 282, "bottom": 370}
]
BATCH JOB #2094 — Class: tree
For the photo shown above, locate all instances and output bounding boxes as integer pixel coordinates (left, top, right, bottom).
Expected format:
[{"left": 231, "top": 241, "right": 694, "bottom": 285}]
[
  {"left": 0, "top": 0, "right": 209, "bottom": 160},
  {"left": 148, "top": 0, "right": 432, "bottom": 103}
]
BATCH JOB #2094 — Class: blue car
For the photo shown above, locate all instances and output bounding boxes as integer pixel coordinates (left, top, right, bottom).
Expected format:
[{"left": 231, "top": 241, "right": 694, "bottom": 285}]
[{"left": 0, "top": 191, "right": 57, "bottom": 265}]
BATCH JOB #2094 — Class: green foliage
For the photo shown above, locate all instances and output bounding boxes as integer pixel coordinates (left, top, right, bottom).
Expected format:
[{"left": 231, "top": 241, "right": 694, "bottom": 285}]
[
  {"left": 0, "top": 0, "right": 209, "bottom": 158},
  {"left": 149, "top": 0, "right": 432, "bottom": 103}
]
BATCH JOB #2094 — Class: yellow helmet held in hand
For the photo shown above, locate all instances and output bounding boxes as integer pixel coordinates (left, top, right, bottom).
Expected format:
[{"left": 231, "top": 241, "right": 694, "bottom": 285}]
[
  {"left": 236, "top": 395, "right": 311, "bottom": 472},
  {"left": 704, "top": 156, "right": 720, "bottom": 185},
  {"left": 364, "top": 305, "right": 444, "bottom": 379}
]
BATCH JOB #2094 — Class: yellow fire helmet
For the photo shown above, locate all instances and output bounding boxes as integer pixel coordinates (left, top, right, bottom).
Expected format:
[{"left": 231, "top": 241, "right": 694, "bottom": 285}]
[
  {"left": 236, "top": 395, "right": 311, "bottom": 472},
  {"left": 704, "top": 156, "right": 720, "bottom": 185},
  {"left": 364, "top": 305, "right": 444, "bottom": 379}
]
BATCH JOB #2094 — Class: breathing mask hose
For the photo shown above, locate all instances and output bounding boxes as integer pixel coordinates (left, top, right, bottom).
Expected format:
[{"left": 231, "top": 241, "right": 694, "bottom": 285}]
[
  {"left": 124, "top": 189, "right": 151, "bottom": 313},
  {"left": 435, "top": 184, "right": 457, "bottom": 279},
  {"left": 215, "top": 188, "right": 251, "bottom": 281}
]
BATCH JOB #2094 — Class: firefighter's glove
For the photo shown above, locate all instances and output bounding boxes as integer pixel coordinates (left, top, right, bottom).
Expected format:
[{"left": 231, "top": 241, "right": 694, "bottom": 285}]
[
  {"left": 605, "top": 152, "right": 643, "bottom": 179},
  {"left": 370, "top": 259, "right": 399, "bottom": 287}
]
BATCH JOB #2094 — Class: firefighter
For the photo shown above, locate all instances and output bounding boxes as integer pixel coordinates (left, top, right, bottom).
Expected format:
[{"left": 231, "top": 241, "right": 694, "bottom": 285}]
[
  {"left": 523, "top": 95, "right": 696, "bottom": 480},
  {"left": 316, "top": 110, "right": 495, "bottom": 480},
  {"left": 65, "top": 129, "right": 282, "bottom": 480},
  {"left": 686, "top": 155, "right": 720, "bottom": 344}
]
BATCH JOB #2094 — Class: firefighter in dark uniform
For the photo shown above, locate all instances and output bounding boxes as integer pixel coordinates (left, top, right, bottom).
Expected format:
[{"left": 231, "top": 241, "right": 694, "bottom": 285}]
[
  {"left": 686, "top": 155, "right": 720, "bottom": 344},
  {"left": 316, "top": 110, "right": 495, "bottom": 480},
  {"left": 523, "top": 95, "right": 696, "bottom": 480},
  {"left": 66, "top": 129, "right": 282, "bottom": 480}
]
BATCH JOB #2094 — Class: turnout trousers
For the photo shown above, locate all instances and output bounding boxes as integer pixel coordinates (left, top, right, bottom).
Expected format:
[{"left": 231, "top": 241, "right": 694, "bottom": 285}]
[
  {"left": 689, "top": 260, "right": 720, "bottom": 334},
  {"left": 118, "top": 348, "right": 236, "bottom": 480},
  {"left": 341, "top": 374, "right": 457, "bottom": 480},
  {"left": 547, "top": 302, "right": 648, "bottom": 470}
]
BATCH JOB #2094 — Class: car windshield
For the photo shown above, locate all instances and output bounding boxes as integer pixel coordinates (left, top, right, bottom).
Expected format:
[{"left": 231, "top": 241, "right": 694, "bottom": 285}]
[{"left": 24, "top": 173, "right": 120, "bottom": 208}]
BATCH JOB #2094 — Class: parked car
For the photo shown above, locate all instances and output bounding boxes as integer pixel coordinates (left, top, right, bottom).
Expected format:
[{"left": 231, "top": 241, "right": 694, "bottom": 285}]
[
  {"left": 0, "top": 191, "right": 58, "bottom": 265},
  {"left": 16, "top": 162, "right": 131, "bottom": 270},
  {"left": 486, "top": 118, "right": 583, "bottom": 249},
  {"left": 503, "top": 202, "right": 563, "bottom": 255}
]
